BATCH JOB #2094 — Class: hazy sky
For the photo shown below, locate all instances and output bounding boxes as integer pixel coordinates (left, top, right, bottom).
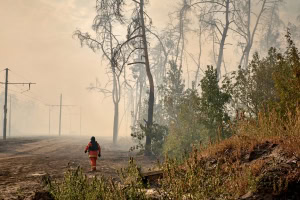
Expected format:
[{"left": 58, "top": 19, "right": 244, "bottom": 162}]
[{"left": 0, "top": 0, "right": 299, "bottom": 138}]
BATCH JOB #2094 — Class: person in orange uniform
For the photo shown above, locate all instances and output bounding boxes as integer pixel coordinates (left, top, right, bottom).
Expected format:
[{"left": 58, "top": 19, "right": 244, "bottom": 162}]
[{"left": 85, "top": 136, "right": 101, "bottom": 171}]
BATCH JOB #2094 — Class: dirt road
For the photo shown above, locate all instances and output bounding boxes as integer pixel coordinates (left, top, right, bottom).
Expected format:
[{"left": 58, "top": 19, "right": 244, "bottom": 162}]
[{"left": 0, "top": 136, "right": 156, "bottom": 199}]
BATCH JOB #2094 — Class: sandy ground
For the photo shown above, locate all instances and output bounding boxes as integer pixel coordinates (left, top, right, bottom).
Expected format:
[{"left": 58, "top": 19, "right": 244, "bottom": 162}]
[{"left": 0, "top": 136, "right": 156, "bottom": 199}]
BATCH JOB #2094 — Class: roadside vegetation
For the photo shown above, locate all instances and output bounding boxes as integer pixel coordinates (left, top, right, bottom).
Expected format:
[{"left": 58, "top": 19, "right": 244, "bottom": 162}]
[{"left": 44, "top": 31, "right": 300, "bottom": 200}]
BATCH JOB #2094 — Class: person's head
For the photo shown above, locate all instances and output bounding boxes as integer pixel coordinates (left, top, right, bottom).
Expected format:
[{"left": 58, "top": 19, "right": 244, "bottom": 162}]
[{"left": 91, "top": 136, "right": 95, "bottom": 142}]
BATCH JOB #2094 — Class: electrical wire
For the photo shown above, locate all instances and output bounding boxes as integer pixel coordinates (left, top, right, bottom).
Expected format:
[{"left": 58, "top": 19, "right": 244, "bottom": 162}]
[
  {"left": 0, "top": 69, "right": 50, "bottom": 106},
  {"left": 1, "top": 69, "right": 78, "bottom": 120},
  {"left": 0, "top": 85, "right": 48, "bottom": 107},
  {"left": 10, "top": 83, "right": 29, "bottom": 93},
  {"left": 9, "top": 69, "right": 32, "bottom": 83}
]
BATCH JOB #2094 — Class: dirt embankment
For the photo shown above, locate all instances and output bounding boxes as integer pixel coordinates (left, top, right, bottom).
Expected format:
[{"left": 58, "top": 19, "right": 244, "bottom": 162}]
[
  {"left": 239, "top": 141, "right": 300, "bottom": 199},
  {"left": 0, "top": 136, "right": 156, "bottom": 200},
  {"left": 201, "top": 139, "right": 300, "bottom": 200}
]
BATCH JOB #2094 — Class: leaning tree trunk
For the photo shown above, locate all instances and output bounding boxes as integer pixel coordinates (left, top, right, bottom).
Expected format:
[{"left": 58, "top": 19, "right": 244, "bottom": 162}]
[{"left": 140, "top": 0, "right": 154, "bottom": 156}]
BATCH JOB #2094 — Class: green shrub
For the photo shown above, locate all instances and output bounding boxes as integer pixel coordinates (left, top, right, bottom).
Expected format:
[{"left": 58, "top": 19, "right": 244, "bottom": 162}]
[
  {"left": 130, "top": 122, "right": 168, "bottom": 157},
  {"left": 163, "top": 89, "right": 209, "bottom": 158}
]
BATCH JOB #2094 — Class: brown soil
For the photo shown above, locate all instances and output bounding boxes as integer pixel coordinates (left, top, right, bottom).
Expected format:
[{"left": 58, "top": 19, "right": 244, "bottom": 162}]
[
  {"left": 0, "top": 136, "right": 156, "bottom": 200},
  {"left": 247, "top": 142, "right": 300, "bottom": 200}
]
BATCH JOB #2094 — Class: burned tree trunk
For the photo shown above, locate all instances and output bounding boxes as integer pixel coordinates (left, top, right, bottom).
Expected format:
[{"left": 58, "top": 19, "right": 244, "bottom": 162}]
[{"left": 139, "top": 0, "right": 154, "bottom": 156}]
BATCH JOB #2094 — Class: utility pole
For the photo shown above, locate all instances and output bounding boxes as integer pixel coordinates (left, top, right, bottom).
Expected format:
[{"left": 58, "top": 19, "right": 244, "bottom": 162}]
[
  {"left": 46, "top": 95, "right": 76, "bottom": 137},
  {"left": 1, "top": 68, "right": 36, "bottom": 140},
  {"left": 9, "top": 95, "right": 11, "bottom": 137},
  {"left": 59, "top": 94, "right": 62, "bottom": 136},
  {"left": 3, "top": 68, "right": 8, "bottom": 140}
]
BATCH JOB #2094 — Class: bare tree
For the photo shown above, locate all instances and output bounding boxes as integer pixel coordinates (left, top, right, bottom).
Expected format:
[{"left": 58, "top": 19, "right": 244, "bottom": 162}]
[
  {"left": 259, "top": 0, "right": 284, "bottom": 53},
  {"left": 128, "top": 24, "right": 174, "bottom": 128},
  {"left": 288, "top": 14, "right": 300, "bottom": 45},
  {"left": 149, "top": 30, "right": 172, "bottom": 88},
  {"left": 74, "top": 0, "right": 126, "bottom": 144},
  {"left": 97, "top": 0, "right": 154, "bottom": 155},
  {"left": 189, "top": 12, "right": 210, "bottom": 88},
  {"left": 233, "top": 0, "right": 269, "bottom": 68},
  {"left": 188, "top": 0, "right": 236, "bottom": 79},
  {"left": 174, "top": 0, "right": 191, "bottom": 70}
]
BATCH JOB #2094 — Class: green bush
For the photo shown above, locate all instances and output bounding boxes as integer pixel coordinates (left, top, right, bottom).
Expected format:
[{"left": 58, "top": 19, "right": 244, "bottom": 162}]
[
  {"left": 130, "top": 122, "right": 168, "bottom": 156},
  {"left": 272, "top": 31, "right": 300, "bottom": 118},
  {"left": 223, "top": 30, "right": 300, "bottom": 119},
  {"left": 163, "top": 89, "right": 209, "bottom": 158}
]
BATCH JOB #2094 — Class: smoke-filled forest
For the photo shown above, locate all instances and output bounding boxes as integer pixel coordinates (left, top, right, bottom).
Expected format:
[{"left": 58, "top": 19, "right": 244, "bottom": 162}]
[{"left": 0, "top": 0, "right": 300, "bottom": 199}]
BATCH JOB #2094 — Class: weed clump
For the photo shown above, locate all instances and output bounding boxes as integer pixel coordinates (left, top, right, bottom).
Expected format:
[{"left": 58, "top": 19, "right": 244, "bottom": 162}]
[{"left": 44, "top": 160, "right": 148, "bottom": 200}]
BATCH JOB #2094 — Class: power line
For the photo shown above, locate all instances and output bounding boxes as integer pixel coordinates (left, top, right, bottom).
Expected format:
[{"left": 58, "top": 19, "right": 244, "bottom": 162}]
[
  {"left": 9, "top": 83, "right": 33, "bottom": 95},
  {"left": 0, "top": 71, "right": 49, "bottom": 106},
  {"left": 9, "top": 69, "right": 32, "bottom": 83},
  {"left": 1, "top": 85, "right": 79, "bottom": 113},
  {"left": 13, "top": 90, "right": 48, "bottom": 106},
  {"left": 1, "top": 68, "right": 82, "bottom": 138},
  {"left": 0, "top": 85, "right": 48, "bottom": 106},
  {"left": 1, "top": 68, "right": 36, "bottom": 140},
  {"left": 7, "top": 82, "right": 50, "bottom": 106},
  {"left": 25, "top": 90, "right": 50, "bottom": 104}
]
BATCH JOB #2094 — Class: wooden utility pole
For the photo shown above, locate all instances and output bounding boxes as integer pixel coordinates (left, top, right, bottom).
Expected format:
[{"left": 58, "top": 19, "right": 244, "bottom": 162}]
[
  {"left": 9, "top": 95, "right": 11, "bottom": 137},
  {"left": 3, "top": 69, "right": 8, "bottom": 140},
  {"left": 1, "top": 68, "right": 35, "bottom": 140},
  {"left": 46, "top": 96, "right": 76, "bottom": 136}
]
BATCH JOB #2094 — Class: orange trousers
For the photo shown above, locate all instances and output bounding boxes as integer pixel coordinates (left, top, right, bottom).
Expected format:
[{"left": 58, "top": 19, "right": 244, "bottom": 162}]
[{"left": 89, "top": 157, "right": 97, "bottom": 171}]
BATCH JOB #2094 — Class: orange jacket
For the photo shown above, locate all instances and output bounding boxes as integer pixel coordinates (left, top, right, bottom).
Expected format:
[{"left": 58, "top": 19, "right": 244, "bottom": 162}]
[{"left": 85, "top": 142, "right": 101, "bottom": 158}]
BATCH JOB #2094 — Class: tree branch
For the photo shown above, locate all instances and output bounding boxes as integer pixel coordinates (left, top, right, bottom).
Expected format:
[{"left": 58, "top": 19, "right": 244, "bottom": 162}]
[{"left": 128, "top": 62, "right": 146, "bottom": 65}]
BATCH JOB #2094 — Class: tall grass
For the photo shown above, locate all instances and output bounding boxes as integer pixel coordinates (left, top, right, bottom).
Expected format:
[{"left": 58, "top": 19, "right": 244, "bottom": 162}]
[{"left": 206, "top": 108, "right": 300, "bottom": 159}]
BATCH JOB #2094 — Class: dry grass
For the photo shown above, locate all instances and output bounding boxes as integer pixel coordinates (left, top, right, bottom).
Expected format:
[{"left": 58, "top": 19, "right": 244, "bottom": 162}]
[
  {"left": 158, "top": 108, "right": 300, "bottom": 199},
  {"left": 202, "top": 108, "right": 300, "bottom": 160},
  {"left": 250, "top": 159, "right": 266, "bottom": 176}
]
